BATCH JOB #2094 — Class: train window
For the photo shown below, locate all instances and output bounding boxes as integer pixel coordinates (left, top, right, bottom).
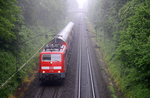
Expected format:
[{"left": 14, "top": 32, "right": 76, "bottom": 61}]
[
  {"left": 42, "top": 54, "right": 61, "bottom": 61},
  {"left": 51, "top": 54, "right": 61, "bottom": 61},
  {"left": 42, "top": 54, "right": 51, "bottom": 61}
]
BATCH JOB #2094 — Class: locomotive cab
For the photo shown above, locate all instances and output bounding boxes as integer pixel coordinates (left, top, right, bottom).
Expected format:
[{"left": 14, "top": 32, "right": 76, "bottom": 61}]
[{"left": 39, "top": 44, "right": 66, "bottom": 80}]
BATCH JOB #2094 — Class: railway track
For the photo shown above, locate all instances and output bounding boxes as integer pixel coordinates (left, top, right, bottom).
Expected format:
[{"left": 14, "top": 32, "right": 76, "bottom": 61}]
[
  {"left": 34, "top": 83, "right": 63, "bottom": 98},
  {"left": 76, "top": 16, "right": 96, "bottom": 98},
  {"left": 86, "top": 33, "right": 96, "bottom": 98},
  {"left": 35, "top": 87, "right": 45, "bottom": 98}
]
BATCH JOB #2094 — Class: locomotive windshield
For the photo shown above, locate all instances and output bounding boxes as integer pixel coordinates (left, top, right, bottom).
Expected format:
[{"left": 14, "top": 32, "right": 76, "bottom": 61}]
[{"left": 42, "top": 54, "right": 61, "bottom": 61}]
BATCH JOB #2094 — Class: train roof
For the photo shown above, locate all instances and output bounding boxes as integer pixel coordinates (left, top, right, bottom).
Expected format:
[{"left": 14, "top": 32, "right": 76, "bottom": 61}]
[
  {"left": 41, "top": 22, "right": 74, "bottom": 55},
  {"left": 41, "top": 45, "right": 66, "bottom": 54},
  {"left": 54, "top": 22, "right": 74, "bottom": 43}
]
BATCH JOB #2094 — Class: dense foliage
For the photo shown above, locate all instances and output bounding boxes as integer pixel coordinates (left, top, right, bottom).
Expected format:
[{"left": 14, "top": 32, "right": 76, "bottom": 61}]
[
  {"left": 0, "top": 0, "right": 22, "bottom": 52},
  {"left": 89, "top": 0, "right": 150, "bottom": 97},
  {"left": 0, "top": 0, "right": 67, "bottom": 97},
  {"left": 118, "top": 0, "right": 150, "bottom": 86}
]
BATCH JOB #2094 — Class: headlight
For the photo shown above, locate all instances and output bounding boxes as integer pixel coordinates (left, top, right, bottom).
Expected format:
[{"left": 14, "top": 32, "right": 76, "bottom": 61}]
[
  {"left": 41, "top": 66, "right": 50, "bottom": 69},
  {"left": 53, "top": 66, "right": 62, "bottom": 69}
]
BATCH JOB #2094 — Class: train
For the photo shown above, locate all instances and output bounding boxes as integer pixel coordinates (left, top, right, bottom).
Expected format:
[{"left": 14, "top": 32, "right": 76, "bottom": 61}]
[{"left": 39, "top": 22, "right": 74, "bottom": 81}]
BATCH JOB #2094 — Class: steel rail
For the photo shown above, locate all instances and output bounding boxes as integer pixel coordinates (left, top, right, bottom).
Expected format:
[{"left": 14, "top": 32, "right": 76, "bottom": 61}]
[
  {"left": 86, "top": 33, "right": 96, "bottom": 98},
  {"left": 77, "top": 24, "right": 82, "bottom": 98}
]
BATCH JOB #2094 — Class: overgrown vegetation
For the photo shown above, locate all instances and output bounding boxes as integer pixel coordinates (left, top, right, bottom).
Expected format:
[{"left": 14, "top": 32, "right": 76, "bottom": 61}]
[
  {"left": 89, "top": 0, "right": 150, "bottom": 97},
  {"left": 0, "top": 0, "right": 67, "bottom": 97}
]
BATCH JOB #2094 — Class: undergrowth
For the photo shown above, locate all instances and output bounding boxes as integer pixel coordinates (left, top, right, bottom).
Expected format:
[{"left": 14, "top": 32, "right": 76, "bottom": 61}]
[
  {"left": 0, "top": 26, "right": 52, "bottom": 97},
  {"left": 87, "top": 20, "right": 150, "bottom": 98}
]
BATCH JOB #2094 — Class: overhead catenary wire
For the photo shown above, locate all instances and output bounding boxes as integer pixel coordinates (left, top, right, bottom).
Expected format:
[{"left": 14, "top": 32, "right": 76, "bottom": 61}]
[{"left": 0, "top": 41, "right": 49, "bottom": 89}]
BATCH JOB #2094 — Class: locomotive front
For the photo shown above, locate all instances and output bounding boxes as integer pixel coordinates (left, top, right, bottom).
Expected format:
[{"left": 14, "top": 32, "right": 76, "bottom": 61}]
[{"left": 39, "top": 48, "right": 66, "bottom": 80}]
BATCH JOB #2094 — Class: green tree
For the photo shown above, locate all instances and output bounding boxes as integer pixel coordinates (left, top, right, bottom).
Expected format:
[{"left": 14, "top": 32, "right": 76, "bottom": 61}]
[{"left": 0, "top": 0, "right": 21, "bottom": 51}]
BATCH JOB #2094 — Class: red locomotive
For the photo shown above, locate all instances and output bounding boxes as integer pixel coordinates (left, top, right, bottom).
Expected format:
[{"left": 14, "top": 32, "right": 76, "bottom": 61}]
[{"left": 39, "top": 22, "right": 74, "bottom": 81}]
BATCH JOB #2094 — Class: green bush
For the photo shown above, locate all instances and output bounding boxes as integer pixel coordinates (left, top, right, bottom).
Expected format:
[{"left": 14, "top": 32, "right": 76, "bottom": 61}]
[{"left": 117, "top": 0, "right": 150, "bottom": 87}]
